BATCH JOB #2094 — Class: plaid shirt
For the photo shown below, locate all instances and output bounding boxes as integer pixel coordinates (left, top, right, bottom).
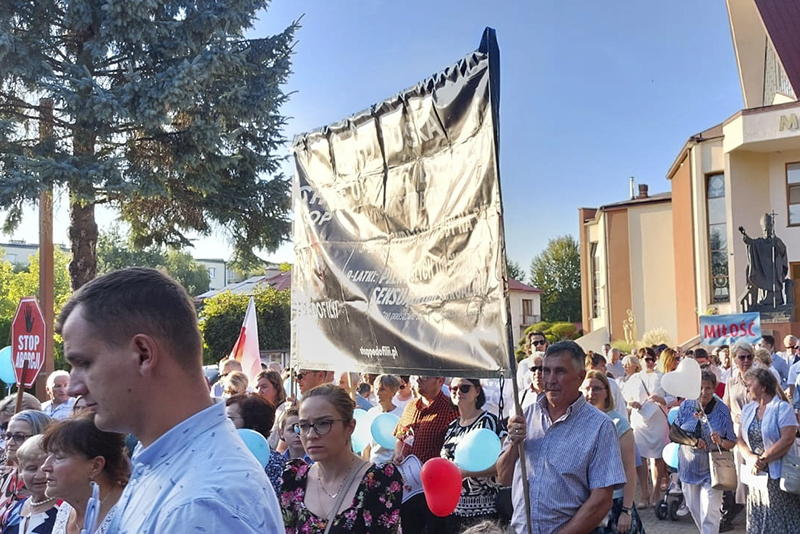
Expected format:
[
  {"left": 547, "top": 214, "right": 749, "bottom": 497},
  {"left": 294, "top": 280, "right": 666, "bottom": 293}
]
[{"left": 395, "top": 391, "right": 459, "bottom": 463}]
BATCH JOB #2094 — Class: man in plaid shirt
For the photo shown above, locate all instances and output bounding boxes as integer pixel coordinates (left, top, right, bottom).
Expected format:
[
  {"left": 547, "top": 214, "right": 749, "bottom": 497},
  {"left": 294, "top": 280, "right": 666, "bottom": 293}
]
[{"left": 393, "top": 375, "right": 458, "bottom": 533}]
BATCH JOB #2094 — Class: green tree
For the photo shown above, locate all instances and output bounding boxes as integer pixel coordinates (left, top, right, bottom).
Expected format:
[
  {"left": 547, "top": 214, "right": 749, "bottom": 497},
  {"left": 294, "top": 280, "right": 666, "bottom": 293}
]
[
  {"left": 96, "top": 229, "right": 210, "bottom": 296},
  {"left": 0, "top": 2, "right": 298, "bottom": 290},
  {"left": 199, "top": 285, "right": 290, "bottom": 365},
  {"left": 506, "top": 254, "right": 525, "bottom": 282},
  {"left": 529, "top": 235, "right": 581, "bottom": 322}
]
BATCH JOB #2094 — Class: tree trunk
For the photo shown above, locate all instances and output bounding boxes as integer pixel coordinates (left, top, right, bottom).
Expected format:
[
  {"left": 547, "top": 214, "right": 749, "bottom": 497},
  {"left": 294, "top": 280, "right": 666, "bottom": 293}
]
[{"left": 68, "top": 198, "right": 98, "bottom": 290}]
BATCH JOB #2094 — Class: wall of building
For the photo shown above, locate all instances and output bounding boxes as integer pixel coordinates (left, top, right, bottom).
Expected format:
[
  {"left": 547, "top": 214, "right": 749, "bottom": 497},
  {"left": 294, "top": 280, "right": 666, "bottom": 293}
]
[
  {"left": 606, "top": 210, "right": 632, "bottom": 341},
  {"left": 671, "top": 154, "right": 699, "bottom": 343},
  {"left": 508, "top": 291, "right": 541, "bottom": 346},
  {"left": 196, "top": 259, "right": 227, "bottom": 290},
  {"left": 628, "top": 202, "right": 678, "bottom": 344}
]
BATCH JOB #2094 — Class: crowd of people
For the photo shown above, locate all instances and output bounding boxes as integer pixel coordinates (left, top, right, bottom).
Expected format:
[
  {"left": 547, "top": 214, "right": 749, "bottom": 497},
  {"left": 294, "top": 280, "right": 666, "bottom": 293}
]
[{"left": 1, "top": 268, "right": 799, "bottom": 534}]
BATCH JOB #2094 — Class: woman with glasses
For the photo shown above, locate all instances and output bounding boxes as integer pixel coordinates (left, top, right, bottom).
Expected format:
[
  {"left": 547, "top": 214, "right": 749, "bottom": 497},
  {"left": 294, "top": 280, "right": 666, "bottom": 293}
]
[
  {"left": 439, "top": 378, "right": 505, "bottom": 533},
  {"left": 622, "top": 347, "right": 671, "bottom": 508},
  {"left": 0, "top": 411, "right": 53, "bottom": 527},
  {"left": 393, "top": 375, "right": 413, "bottom": 412},
  {"left": 225, "top": 393, "right": 286, "bottom": 496},
  {"left": 737, "top": 367, "right": 800, "bottom": 533},
  {"left": 280, "top": 384, "right": 402, "bottom": 534},
  {"left": 41, "top": 416, "right": 129, "bottom": 534},
  {"left": 672, "top": 370, "right": 736, "bottom": 534},
  {"left": 722, "top": 340, "right": 756, "bottom": 520},
  {"left": 2, "top": 435, "right": 59, "bottom": 534},
  {"left": 581, "top": 371, "right": 643, "bottom": 534}
]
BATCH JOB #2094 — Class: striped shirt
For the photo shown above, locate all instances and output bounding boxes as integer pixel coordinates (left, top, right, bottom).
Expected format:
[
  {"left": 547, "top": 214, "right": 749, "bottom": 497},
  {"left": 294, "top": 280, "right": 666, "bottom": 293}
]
[
  {"left": 510, "top": 394, "right": 626, "bottom": 534},
  {"left": 674, "top": 398, "right": 735, "bottom": 485}
]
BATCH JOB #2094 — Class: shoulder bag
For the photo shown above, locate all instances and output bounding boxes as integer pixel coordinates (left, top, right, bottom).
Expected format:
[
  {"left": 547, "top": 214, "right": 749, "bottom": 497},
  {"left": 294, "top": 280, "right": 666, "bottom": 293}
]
[{"left": 776, "top": 403, "right": 800, "bottom": 494}]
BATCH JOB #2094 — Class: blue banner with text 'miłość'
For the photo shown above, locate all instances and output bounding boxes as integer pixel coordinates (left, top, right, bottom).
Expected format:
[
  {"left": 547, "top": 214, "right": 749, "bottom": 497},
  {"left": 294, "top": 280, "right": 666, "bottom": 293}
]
[{"left": 699, "top": 312, "right": 761, "bottom": 346}]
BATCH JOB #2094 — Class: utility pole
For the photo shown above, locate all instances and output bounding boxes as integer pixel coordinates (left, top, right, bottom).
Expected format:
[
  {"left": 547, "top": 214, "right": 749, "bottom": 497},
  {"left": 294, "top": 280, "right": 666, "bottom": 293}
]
[{"left": 37, "top": 98, "right": 55, "bottom": 401}]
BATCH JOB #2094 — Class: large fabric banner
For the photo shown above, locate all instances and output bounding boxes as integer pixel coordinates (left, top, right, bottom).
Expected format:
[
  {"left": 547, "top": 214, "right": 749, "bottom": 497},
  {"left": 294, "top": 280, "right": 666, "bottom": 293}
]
[
  {"left": 699, "top": 312, "right": 761, "bottom": 346},
  {"left": 291, "top": 29, "right": 510, "bottom": 378}
]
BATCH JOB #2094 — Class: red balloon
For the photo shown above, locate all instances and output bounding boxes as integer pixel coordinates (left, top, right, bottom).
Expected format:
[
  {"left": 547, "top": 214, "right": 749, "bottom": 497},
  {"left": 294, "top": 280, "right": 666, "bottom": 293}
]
[{"left": 420, "top": 458, "right": 462, "bottom": 517}]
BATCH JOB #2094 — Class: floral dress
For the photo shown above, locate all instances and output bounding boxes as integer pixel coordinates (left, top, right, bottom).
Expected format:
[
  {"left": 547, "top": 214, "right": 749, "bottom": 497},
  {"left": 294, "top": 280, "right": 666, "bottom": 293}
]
[
  {"left": 280, "top": 460, "right": 402, "bottom": 534},
  {"left": 746, "top": 416, "right": 800, "bottom": 534}
]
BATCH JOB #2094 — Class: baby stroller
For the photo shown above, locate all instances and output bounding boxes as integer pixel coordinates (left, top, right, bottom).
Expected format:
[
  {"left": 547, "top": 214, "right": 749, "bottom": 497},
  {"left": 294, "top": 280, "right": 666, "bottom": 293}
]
[{"left": 655, "top": 470, "right": 684, "bottom": 521}]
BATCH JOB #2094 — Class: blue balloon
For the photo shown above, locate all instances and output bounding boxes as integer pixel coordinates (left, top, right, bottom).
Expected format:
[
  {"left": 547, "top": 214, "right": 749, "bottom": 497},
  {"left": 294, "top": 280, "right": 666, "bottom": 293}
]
[
  {"left": 662, "top": 442, "right": 680, "bottom": 470},
  {"left": 238, "top": 428, "right": 269, "bottom": 469},
  {"left": 0, "top": 347, "right": 14, "bottom": 384},
  {"left": 351, "top": 409, "right": 372, "bottom": 453},
  {"left": 371, "top": 413, "right": 400, "bottom": 449},
  {"left": 454, "top": 428, "right": 502, "bottom": 472},
  {"left": 667, "top": 407, "right": 679, "bottom": 425}
]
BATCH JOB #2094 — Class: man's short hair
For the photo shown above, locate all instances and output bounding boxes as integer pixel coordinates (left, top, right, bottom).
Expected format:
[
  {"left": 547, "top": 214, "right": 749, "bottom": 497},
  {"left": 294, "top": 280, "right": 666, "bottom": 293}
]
[
  {"left": 762, "top": 335, "right": 775, "bottom": 348},
  {"left": 56, "top": 267, "right": 202, "bottom": 366},
  {"left": 545, "top": 340, "right": 586, "bottom": 373},
  {"left": 46, "top": 370, "right": 70, "bottom": 390}
]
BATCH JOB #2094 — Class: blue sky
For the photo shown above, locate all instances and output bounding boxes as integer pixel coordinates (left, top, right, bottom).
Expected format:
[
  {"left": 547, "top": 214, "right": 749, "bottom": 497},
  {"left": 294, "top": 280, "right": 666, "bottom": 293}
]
[{"left": 6, "top": 0, "right": 743, "bottom": 276}]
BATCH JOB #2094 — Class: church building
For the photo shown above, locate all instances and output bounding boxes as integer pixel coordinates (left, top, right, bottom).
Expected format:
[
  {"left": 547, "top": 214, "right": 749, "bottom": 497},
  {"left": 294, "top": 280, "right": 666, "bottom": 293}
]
[{"left": 579, "top": 0, "right": 800, "bottom": 347}]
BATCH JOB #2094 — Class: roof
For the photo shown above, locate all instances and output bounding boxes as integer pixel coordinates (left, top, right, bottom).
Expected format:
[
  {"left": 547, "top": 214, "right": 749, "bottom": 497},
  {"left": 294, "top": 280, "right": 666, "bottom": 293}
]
[
  {"left": 666, "top": 122, "right": 725, "bottom": 180},
  {"left": 195, "top": 271, "right": 290, "bottom": 300},
  {"left": 509, "top": 278, "right": 543, "bottom": 293},
  {"left": 594, "top": 191, "right": 672, "bottom": 211},
  {"left": 756, "top": 0, "right": 800, "bottom": 94}
]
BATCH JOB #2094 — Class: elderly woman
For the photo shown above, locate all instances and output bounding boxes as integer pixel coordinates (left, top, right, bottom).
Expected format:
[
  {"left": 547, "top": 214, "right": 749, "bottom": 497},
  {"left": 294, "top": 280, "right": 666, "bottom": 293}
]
[
  {"left": 581, "top": 371, "right": 642, "bottom": 534},
  {"left": 672, "top": 370, "right": 736, "bottom": 534},
  {"left": 2, "top": 435, "right": 60, "bottom": 534},
  {"left": 0, "top": 411, "right": 53, "bottom": 523},
  {"left": 41, "top": 417, "right": 129, "bottom": 534},
  {"left": 617, "top": 355, "right": 641, "bottom": 388},
  {"left": 754, "top": 348, "right": 782, "bottom": 384},
  {"left": 280, "top": 384, "right": 402, "bottom": 534},
  {"left": 363, "top": 375, "right": 403, "bottom": 464},
  {"left": 440, "top": 378, "right": 506, "bottom": 533},
  {"left": 225, "top": 393, "right": 285, "bottom": 496},
  {"left": 623, "top": 347, "right": 672, "bottom": 507},
  {"left": 737, "top": 367, "right": 800, "bottom": 533}
]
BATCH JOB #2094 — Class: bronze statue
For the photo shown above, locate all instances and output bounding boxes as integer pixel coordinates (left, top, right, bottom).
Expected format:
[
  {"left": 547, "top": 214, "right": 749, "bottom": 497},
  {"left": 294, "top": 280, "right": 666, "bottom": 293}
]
[{"left": 739, "top": 213, "right": 788, "bottom": 308}]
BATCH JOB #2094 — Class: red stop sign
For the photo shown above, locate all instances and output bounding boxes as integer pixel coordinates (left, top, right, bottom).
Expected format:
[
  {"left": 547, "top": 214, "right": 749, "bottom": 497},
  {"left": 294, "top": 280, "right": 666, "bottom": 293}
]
[{"left": 11, "top": 297, "right": 46, "bottom": 388}]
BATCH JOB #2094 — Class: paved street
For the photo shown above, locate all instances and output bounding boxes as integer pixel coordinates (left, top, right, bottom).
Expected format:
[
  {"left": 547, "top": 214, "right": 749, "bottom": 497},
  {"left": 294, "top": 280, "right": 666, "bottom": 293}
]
[{"left": 638, "top": 505, "right": 746, "bottom": 534}]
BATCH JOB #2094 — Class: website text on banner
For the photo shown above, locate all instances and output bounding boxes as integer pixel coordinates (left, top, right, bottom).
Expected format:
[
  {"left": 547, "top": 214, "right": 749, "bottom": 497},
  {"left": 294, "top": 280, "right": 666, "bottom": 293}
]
[
  {"left": 699, "top": 312, "right": 761, "bottom": 346},
  {"left": 290, "top": 29, "right": 510, "bottom": 378}
]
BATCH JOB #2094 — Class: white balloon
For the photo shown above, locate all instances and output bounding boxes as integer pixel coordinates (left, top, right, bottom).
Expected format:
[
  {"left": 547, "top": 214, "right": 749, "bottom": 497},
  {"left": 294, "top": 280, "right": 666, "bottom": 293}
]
[{"left": 661, "top": 357, "right": 702, "bottom": 399}]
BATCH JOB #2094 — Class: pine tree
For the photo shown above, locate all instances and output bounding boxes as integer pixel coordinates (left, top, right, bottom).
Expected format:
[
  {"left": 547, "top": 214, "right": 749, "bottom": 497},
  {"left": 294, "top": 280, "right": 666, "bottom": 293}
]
[{"left": 0, "top": 0, "right": 297, "bottom": 289}]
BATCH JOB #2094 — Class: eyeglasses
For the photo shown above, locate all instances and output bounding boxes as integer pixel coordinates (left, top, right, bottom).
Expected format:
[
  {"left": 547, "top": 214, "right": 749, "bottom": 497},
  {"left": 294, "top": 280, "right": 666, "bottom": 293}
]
[
  {"left": 453, "top": 384, "right": 473, "bottom": 394},
  {"left": 295, "top": 372, "right": 307, "bottom": 381},
  {"left": 645, "top": 358, "right": 656, "bottom": 363},
  {"left": 531, "top": 340, "right": 547, "bottom": 346},
  {"left": 1, "top": 433, "right": 31, "bottom": 443},
  {"left": 293, "top": 419, "right": 344, "bottom": 436},
  {"left": 399, "top": 384, "right": 406, "bottom": 390},
  {"left": 738, "top": 354, "right": 754, "bottom": 361},
  {"left": 530, "top": 365, "right": 543, "bottom": 373}
]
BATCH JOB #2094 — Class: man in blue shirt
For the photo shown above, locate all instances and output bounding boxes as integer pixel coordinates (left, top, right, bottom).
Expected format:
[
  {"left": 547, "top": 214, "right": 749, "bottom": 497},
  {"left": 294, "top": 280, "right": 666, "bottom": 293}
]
[
  {"left": 57, "top": 267, "right": 282, "bottom": 534},
  {"left": 498, "top": 340, "right": 626, "bottom": 534}
]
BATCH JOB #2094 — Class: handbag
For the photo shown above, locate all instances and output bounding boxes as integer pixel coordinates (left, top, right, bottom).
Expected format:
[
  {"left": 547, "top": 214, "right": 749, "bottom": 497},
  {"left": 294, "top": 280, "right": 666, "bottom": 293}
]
[
  {"left": 703, "top": 415, "right": 737, "bottom": 491},
  {"left": 669, "top": 422, "right": 698, "bottom": 447}
]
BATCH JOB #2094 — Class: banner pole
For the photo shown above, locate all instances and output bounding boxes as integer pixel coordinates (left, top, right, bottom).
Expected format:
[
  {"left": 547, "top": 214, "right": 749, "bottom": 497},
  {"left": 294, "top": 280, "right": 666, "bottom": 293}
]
[{"left": 14, "top": 361, "right": 28, "bottom": 414}]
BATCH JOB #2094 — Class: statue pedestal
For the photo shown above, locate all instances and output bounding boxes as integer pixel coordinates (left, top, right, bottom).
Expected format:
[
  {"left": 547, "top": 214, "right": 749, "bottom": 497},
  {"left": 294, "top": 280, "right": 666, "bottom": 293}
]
[{"left": 754, "top": 304, "right": 795, "bottom": 323}]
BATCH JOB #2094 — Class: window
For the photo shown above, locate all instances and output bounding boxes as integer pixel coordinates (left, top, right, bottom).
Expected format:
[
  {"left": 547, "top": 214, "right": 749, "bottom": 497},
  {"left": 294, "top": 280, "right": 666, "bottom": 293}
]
[
  {"left": 707, "top": 173, "right": 729, "bottom": 302},
  {"left": 208, "top": 267, "right": 217, "bottom": 278},
  {"left": 591, "top": 242, "right": 601, "bottom": 318},
  {"left": 788, "top": 163, "right": 800, "bottom": 225},
  {"left": 522, "top": 299, "right": 532, "bottom": 318}
]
